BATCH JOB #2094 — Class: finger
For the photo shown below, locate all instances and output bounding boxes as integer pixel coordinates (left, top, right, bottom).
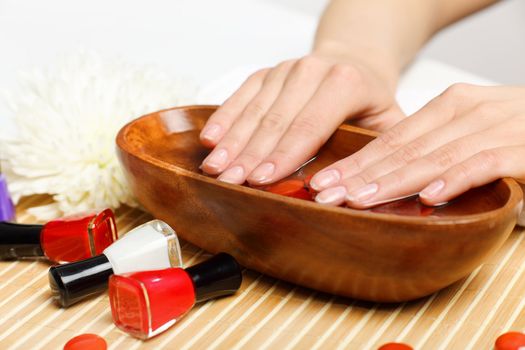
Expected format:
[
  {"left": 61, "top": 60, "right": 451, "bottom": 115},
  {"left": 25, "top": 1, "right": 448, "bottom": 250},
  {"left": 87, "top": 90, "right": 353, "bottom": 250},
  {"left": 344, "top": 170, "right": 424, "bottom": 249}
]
[
  {"left": 310, "top": 96, "right": 454, "bottom": 191},
  {"left": 343, "top": 127, "right": 515, "bottom": 209},
  {"left": 246, "top": 64, "right": 368, "bottom": 185},
  {"left": 335, "top": 102, "right": 516, "bottom": 196},
  {"left": 217, "top": 57, "right": 331, "bottom": 184},
  {"left": 310, "top": 83, "right": 506, "bottom": 192},
  {"left": 200, "top": 68, "right": 270, "bottom": 147},
  {"left": 201, "top": 61, "right": 295, "bottom": 174},
  {"left": 350, "top": 103, "right": 406, "bottom": 131},
  {"left": 419, "top": 146, "right": 525, "bottom": 205}
]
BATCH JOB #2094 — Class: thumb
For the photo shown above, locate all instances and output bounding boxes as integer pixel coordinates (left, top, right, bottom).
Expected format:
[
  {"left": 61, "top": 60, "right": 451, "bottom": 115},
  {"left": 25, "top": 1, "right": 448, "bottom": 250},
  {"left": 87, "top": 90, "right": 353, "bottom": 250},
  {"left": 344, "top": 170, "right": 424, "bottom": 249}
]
[{"left": 350, "top": 104, "right": 406, "bottom": 131}]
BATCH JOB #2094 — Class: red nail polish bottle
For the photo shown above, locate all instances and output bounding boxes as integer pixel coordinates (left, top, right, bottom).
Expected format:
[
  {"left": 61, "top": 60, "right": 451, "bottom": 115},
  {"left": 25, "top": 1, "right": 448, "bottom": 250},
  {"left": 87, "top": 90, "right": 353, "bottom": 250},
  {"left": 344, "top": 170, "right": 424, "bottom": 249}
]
[
  {"left": 109, "top": 253, "right": 242, "bottom": 339},
  {"left": 0, "top": 208, "right": 117, "bottom": 262}
]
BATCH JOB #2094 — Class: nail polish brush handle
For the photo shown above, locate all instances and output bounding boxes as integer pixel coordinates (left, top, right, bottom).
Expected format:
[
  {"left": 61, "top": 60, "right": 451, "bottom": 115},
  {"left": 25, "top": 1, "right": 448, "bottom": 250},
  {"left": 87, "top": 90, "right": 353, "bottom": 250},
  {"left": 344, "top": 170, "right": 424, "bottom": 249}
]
[{"left": 0, "top": 222, "right": 44, "bottom": 258}]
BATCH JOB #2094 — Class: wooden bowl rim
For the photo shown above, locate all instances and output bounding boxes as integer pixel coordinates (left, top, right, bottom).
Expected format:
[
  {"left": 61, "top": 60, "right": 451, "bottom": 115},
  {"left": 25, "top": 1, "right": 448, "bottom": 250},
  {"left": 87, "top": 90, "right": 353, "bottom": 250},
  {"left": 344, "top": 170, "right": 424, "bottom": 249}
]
[{"left": 116, "top": 105, "right": 523, "bottom": 227}]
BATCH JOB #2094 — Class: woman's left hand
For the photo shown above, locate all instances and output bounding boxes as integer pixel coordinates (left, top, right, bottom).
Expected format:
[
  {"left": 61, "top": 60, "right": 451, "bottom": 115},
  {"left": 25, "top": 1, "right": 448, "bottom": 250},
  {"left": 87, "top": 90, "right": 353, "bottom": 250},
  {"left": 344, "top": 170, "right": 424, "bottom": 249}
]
[{"left": 310, "top": 83, "right": 525, "bottom": 208}]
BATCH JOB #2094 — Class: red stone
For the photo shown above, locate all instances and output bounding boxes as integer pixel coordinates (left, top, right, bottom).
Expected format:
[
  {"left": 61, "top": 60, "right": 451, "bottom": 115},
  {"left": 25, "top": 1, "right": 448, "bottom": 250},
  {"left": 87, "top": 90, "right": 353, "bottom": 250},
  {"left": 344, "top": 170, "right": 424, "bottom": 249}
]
[
  {"left": 495, "top": 332, "right": 525, "bottom": 350},
  {"left": 64, "top": 334, "right": 107, "bottom": 350},
  {"left": 377, "top": 342, "right": 413, "bottom": 350}
]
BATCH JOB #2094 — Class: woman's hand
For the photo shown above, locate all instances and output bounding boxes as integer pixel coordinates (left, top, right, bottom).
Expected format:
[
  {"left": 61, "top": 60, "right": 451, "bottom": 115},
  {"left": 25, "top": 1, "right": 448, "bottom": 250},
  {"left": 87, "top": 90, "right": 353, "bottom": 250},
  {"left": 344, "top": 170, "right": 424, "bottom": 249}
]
[
  {"left": 311, "top": 84, "right": 525, "bottom": 208},
  {"left": 199, "top": 51, "right": 404, "bottom": 185}
]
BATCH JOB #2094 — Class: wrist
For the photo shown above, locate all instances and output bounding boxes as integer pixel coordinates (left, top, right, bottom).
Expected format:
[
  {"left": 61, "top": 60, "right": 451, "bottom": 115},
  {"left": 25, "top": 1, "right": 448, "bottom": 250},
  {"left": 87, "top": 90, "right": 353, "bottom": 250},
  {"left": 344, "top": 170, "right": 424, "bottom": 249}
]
[{"left": 313, "top": 40, "right": 400, "bottom": 92}]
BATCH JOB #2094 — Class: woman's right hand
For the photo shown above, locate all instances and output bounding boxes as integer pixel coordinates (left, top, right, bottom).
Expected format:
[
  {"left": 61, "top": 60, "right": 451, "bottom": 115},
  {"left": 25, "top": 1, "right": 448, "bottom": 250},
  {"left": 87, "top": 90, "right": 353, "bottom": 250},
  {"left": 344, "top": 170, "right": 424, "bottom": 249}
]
[{"left": 199, "top": 49, "right": 405, "bottom": 186}]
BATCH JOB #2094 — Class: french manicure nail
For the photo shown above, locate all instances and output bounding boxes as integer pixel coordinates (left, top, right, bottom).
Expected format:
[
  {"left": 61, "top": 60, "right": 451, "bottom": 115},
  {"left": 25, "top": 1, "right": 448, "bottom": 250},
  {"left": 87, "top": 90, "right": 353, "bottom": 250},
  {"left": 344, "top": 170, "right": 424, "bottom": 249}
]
[
  {"left": 420, "top": 180, "right": 445, "bottom": 199},
  {"left": 346, "top": 183, "right": 379, "bottom": 203},
  {"left": 248, "top": 162, "right": 275, "bottom": 184},
  {"left": 203, "top": 148, "right": 228, "bottom": 171},
  {"left": 315, "top": 186, "right": 347, "bottom": 205},
  {"left": 310, "top": 169, "right": 341, "bottom": 191},
  {"left": 218, "top": 166, "right": 245, "bottom": 184},
  {"left": 200, "top": 123, "right": 221, "bottom": 142}
]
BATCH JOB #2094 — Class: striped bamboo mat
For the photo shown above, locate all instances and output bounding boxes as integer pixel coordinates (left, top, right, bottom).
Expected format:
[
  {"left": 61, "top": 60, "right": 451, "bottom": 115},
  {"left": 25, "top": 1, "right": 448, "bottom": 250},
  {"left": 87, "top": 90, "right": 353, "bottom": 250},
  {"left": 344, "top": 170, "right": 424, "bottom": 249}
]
[{"left": 0, "top": 196, "right": 524, "bottom": 349}]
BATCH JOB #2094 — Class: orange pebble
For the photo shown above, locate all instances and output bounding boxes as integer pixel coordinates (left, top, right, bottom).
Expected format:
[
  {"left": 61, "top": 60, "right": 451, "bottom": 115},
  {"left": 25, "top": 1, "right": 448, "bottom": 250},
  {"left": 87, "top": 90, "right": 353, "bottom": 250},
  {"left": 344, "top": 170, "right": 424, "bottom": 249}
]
[
  {"left": 265, "top": 179, "right": 313, "bottom": 200},
  {"left": 377, "top": 343, "right": 413, "bottom": 350},
  {"left": 304, "top": 174, "right": 313, "bottom": 187},
  {"left": 495, "top": 331, "right": 525, "bottom": 350},
  {"left": 64, "top": 334, "right": 107, "bottom": 350}
]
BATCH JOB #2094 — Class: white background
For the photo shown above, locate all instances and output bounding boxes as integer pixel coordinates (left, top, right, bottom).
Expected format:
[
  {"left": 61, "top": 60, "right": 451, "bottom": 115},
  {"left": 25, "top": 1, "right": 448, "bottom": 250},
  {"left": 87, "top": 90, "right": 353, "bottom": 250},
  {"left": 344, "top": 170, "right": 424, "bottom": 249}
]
[
  {"left": 0, "top": 0, "right": 523, "bottom": 129},
  {"left": 270, "top": 0, "right": 525, "bottom": 85}
]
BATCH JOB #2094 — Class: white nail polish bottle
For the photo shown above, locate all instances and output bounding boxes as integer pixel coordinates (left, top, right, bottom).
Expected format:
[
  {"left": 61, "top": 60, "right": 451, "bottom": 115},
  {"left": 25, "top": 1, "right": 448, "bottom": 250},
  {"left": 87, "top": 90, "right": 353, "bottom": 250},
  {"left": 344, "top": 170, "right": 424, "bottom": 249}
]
[
  {"left": 104, "top": 220, "right": 181, "bottom": 273},
  {"left": 48, "top": 220, "right": 183, "bottom": 307}
]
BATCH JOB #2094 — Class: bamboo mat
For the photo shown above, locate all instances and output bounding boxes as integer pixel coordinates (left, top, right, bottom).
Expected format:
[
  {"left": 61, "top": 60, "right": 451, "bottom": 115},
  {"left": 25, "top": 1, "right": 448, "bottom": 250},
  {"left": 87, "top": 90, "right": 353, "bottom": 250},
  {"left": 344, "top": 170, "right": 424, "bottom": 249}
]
[{"left": 1, "top": 196, "right": 524, "bottom": 349}]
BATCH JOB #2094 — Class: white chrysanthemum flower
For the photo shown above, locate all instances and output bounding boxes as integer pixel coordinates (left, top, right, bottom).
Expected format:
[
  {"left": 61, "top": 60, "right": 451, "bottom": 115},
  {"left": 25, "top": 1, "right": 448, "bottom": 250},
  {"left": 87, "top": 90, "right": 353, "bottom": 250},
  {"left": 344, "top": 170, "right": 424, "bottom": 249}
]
[{"left": 0, "top": 51, "right": 198, "bottom": 220}]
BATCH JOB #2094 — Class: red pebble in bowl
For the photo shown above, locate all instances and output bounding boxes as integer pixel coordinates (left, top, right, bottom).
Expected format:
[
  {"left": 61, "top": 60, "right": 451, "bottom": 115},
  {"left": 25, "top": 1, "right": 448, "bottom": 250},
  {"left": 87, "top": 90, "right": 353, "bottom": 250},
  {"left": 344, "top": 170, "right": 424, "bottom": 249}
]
[
  {"left": 64, "top": 334, "right": 107, "bottom": 350},
  {"left": 264, "top": 179, "right": 313, "bottom": 201},
  {"left": 304, "top": 174, "right": 313, "bottom": 188},
  {"left": 377, "top": 342, "right": 413, "bottom": 350},
  {"left": 495, "top": 331, "right": 525, "bottom": 350}
]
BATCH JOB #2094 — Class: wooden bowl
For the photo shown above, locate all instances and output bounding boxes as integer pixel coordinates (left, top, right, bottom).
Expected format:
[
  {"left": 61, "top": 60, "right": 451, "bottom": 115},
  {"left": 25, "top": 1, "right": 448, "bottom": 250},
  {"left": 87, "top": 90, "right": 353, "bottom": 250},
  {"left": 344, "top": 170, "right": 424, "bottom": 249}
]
[{"left": 116, "top": 105, "right": 523, "bottom": 302}]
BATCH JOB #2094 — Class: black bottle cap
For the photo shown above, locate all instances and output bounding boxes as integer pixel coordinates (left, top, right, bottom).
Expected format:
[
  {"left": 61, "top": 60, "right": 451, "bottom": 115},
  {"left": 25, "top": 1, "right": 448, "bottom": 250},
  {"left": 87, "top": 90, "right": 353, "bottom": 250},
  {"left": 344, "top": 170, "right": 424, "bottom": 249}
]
[
  {"left": 186, "top": 253, "right": 243, "bottom": 303},
  {"left": 0, "top": 222, "right": 44, "bottom": 259},
  {"left": 48, "top": 254, "right": 113, "bottom": 308}
]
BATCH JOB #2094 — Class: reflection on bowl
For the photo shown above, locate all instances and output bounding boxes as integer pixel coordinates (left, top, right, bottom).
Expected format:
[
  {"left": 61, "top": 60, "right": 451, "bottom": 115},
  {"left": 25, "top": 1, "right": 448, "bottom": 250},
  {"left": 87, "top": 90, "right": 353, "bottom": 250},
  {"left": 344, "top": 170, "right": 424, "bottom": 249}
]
[{"left": 117, "top": 105, "right": 523, "bottom": 302}]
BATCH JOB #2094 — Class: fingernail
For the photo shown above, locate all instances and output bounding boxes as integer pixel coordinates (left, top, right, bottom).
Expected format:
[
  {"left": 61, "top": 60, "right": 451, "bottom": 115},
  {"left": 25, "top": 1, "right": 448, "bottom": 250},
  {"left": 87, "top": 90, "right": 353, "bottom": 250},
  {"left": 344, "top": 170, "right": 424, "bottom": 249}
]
[
  {"left": 315, "top": 186, "right": 347, "bottom": 205},
  {"left": 202, "top": 148, "right": 228, "bottom": 171},
  {"left": 310, "top": 169, "right": 341, "bottom": 191},
  {"left": 420, "top": 180, "right": 445, "bottom": 199},
  {"left": 200, "top": 123, "right": 221, "bottom": 142},
  {"left": 346, "top": 183, "right": 379, "bottom": 203},
  {"left": 218, "top": 166, "right": 245, "bottom": 184},
  {"left": 248, "top": 162, "right": 275, "bottom": 184}
]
